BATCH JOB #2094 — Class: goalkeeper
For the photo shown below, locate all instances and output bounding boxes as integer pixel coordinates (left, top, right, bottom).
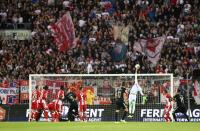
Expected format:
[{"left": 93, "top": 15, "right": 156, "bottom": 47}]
[{"left": 128, "top": 66, "right": 145, "bottom": 118}]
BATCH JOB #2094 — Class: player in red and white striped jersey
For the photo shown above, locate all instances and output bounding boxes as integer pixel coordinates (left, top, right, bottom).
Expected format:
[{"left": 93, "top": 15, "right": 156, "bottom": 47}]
[
  {"left": 48, "top": 86, "right": 65, "bottom": 122},
  {"left": 77, "top": 86, "right": 87, "bottom": 121},
  {"left": 163, "top": 90, "right": 172, "bottom": 122},
  {"left": 37, "top": 85, "right": 49, "bottom": 121},
  {"left": 31, "top": 85, "right": 41, "bottom": 121}
]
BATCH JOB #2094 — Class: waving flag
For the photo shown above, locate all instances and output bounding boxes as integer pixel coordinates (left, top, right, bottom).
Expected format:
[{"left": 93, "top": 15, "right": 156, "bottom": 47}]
[
  {"left": 49, "top": 12, "right": 75, "bottom": 52},
  {"left": 111, "top": 43, "right": 127, "bottom": 61},
  {"left": 134, "top": 36, "right": 166, "bottom": 64}
]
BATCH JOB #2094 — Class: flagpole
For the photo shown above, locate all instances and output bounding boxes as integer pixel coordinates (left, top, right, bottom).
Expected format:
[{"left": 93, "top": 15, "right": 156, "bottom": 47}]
[{"left": 187, "top": 73, "right": 191, "bottom": 121}]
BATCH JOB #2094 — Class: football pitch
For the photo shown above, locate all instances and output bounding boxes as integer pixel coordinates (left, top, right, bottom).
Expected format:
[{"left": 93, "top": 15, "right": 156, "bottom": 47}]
[{"left": 0, "top": 122, "right": 199, "bottom": 131}]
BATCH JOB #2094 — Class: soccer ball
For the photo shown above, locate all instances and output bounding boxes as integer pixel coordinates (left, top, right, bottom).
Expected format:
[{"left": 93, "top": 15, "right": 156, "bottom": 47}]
[{"left": 135, "top": 64, "right": 140, "bottom": 70}]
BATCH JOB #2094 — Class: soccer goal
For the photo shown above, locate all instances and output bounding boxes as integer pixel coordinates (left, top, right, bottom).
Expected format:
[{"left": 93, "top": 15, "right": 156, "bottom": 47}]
[{"left": 28, "top": 74, "right": 174, "bottom": 122}]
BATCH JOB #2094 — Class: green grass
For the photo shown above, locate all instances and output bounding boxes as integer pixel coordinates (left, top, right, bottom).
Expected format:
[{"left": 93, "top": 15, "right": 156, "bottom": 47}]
[{"left": 0, "top": 122, "right": 199, "bottom": 131}]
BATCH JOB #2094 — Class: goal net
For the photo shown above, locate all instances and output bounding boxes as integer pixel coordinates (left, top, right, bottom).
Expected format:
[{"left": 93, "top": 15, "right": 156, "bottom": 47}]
[{"left": 29, "top": 74, "right": 173, "bottom": 122}]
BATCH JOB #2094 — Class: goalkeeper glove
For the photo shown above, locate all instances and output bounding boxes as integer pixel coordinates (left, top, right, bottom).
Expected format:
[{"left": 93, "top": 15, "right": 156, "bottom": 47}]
[{"left": 142, "top": 95, "right": 147, "bottom": 105}]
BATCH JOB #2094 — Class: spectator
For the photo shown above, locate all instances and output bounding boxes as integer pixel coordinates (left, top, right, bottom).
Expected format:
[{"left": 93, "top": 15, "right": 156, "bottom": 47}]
[{"left": 0, "top": 96, "right": 2, "bottom": 105}]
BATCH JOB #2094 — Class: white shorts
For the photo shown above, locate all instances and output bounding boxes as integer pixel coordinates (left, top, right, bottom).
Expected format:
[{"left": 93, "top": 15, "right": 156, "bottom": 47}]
[{"left": 129, "top": 95, "right": 136, "bottom": 102}]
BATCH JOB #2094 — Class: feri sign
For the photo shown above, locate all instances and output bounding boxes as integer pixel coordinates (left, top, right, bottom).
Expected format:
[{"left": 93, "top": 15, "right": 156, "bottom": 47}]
[
  {"left": 0, "top": 30, "right": 31, "bottom": 40},
  {"left": 0, "top": 106, "right": 6, "bottom": 121}
]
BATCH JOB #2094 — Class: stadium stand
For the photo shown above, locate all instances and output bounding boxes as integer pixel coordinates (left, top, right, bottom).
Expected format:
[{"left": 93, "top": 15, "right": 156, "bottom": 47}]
[{"left": 0, "top": 0, "right": 200, "bottom": 104}]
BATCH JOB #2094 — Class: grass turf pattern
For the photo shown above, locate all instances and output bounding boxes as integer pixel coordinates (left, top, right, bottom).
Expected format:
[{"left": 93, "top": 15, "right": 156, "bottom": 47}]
[{"left": 0, "top": 122, "right": 199, "bottom": 131}]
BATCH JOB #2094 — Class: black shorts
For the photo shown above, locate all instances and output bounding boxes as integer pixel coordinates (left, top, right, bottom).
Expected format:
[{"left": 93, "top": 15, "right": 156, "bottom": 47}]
[
  {"left": 173, "top": 106, "right": 187, "bottom": 114},
  {"left": 116, "top": 99, "right": 126, "bottom": 110},
  {"left": 69, "top": 101, "right": 78, "bottom": 115}
]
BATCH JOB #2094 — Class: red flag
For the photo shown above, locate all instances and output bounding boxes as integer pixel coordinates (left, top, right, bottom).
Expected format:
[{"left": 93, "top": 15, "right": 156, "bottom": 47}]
[
  {"left": 194, "top": 80, "right": 198, "bottom": 96},
  {"left": 134, "top": 36, "right": 165, "bottom": 64},
  {"left": 146, "top": 38, "right": 157, "bottom": 52},
  {"left": 49, "top": 12, "right": 75, "bottom": 52}
]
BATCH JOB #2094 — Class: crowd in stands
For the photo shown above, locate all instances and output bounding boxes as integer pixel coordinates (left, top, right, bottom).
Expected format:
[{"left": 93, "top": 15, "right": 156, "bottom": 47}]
[{"left": 0, "top": 0, "right": 200, "bottom": 83}]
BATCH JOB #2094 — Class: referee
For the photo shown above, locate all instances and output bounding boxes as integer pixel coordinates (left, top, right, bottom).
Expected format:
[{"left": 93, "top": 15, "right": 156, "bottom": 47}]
[{"left": 172, "top": 89, "right": 190, "bottom": 122}]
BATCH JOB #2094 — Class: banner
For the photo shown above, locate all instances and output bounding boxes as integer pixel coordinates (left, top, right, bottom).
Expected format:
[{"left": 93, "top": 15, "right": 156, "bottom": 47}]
[
  {"left": 0, "top": 88, "right": 19, "bottom": 95},
  {"left": 24, "top": 104, "right": 200, "bottom": 122},
  {"left": 0, "top": 80, "right": 29, "bottom": 104},
  {"left": 20, "top": 86, "right": 29, "bottom": 102},
  {"left": 1, "top": 104, "right": 200, "bottom": 121},
  {"left": 0, "top": 88, "right": 19, "bottom": 104},
  {"left": 134, "top": 37, "right": 166, "bottom": 64},
  {"left": 20, "top": 86, "right": 29, "bottom": 93},
  {"left": 0, "top": 30, "right": 31, "bottom": 40},
  {"left": 19, "top": 80, "right": 28, "bottom": 86},
  {"left": 9, "top": 81, "right": 19, "bottom": 88},
  {"left": 49, "top": 12, "right": 75, "bottom": 52}
]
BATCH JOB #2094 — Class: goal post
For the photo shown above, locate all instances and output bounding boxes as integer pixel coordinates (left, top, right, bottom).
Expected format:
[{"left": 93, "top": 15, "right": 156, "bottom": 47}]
[{"left": 29, "top": 73, "right": 174, "bottom": 122}]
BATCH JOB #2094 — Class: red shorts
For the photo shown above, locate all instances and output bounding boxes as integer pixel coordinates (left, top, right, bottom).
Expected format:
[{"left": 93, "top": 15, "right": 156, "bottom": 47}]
[
  {"left": 37, "top": 99, "right": 48, "bottom": 110},
  {"left": 79, "top": 104, "right": 86, "bottom": 112},
  {"left": 48, "top": 103, "right": 55, "bottom": 111},
  {"left": 31, "top": 100, "right": 37, "bottom": 110},
  {"left": 48, "top": 100, "right": 63, "bottom": 112},
  {"left": 164, "top": 105, "right": 172, "bottom": 114}
]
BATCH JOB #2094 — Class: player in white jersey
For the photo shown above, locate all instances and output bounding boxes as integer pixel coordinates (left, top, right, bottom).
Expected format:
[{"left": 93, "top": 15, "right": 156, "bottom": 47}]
[
  {"left": 128, "top": 65, "right": 144, "bottom": 118},
  {"left": 128, "top": 81, "right": 144, "bottom": 117}
]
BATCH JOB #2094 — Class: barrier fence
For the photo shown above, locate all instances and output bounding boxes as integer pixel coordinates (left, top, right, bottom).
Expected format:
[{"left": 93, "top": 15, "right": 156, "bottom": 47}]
[{"left": 0, "top": 104, "right": 200, "bottom": 122}]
